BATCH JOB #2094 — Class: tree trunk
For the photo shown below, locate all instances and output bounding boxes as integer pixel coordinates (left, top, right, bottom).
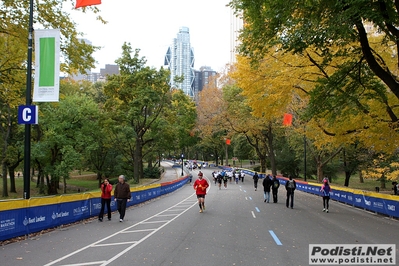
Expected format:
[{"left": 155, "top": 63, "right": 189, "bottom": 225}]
[
  {"left": 8, "top": 166, "right": 17, "bottom": 193},
  {"left": 316, "top": 156, "right": 324, "bottom": 182},
  {"left": 214, "top": 150, "right": 219, "bottom": 166},
  {"left": 133, "top": 138, "right": 142, "bottom": 183},
  {"left": 344, "top": 171, "right": 351, "bottom": 187},
  {"left": 260, "top": 155, "right": 267, "bottom": 173},
  {"left": 2, "top": 162, "right": 8, "bottom": 197},
  {"left": 48, "top": 176, "right": 58, "bottom": 195},
  {"left": 97, "top": 172, "right": 102, "bottom": 188},
  {"left": 359, "top": 171, "right": 364, "bottom": 183},
  {"left": 266, "top": 124, "right": 277, "bottom": 176},
  {"left": 38, "top": 167, "right": 45, "bottom": 194},
  {"left": 380, "top": 174, "right": 386, "bottom": 189},
  {"left": 63, "top": 176, "right": 67, "bottom": 194}
]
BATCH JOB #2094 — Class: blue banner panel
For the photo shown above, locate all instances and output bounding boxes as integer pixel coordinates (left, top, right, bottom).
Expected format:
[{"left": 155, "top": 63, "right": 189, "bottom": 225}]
[
  {"left": 383, "top": 198, "right": 399, "bottom": 218},
  {"left": 353, "top": 193, "right": 364, "bottom": 208},
  {"left": 25, "top": 204, "right": 58, "bottom": 235},
  {"left": 0, "top": 208, "right": 27, "bottom": 241},
  {"left": 54, "top": 200, "right": 90, "bottom": 226},
  {"left": 90, "top": 197, "right": 117, "bottom": 216}
]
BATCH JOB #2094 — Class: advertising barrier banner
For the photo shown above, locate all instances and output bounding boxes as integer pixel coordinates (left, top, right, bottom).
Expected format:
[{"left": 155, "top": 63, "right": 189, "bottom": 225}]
[{"left": 0, "top": 176, "right": 189, "bottom": 242}]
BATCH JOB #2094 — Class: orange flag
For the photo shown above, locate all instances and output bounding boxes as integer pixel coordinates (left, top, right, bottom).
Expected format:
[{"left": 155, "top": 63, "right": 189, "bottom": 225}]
[
  {"left": 283, "top": 113, "right": 293, "bottom": 126},
  {"left": 226, "top": 139, "right": 231, "bottom": 145},
  {"left": 76, "top": 0, "right": 101, "bottom": 8}
]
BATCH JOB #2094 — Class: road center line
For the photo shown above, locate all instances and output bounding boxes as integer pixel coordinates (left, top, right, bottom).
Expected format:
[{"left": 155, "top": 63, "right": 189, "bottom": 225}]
[{"left": 269, "top": 230, "right": 282, "bottom": 246}]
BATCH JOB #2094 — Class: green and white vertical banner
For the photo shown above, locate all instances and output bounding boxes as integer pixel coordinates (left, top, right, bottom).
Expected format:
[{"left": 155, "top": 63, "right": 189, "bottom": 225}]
[{"left": 33, "top": 29, "right": 60, "bottom": 102}]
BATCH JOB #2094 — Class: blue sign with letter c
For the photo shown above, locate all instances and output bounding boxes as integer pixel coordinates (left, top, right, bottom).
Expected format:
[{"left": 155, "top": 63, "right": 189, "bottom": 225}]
[{"left": 18, "top": 105, "right": 38, "bottom": 124}]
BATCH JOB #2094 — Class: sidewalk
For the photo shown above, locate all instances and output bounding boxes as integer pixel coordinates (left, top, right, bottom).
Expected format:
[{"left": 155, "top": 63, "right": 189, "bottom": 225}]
[{"left": 157, "top": 161, "right": 181, "bottom": 183}]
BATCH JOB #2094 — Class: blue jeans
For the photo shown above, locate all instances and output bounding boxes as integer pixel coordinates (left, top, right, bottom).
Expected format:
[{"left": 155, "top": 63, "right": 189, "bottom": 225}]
[{"left": 264, "top": 191, "right": 270, "bottom": 202}]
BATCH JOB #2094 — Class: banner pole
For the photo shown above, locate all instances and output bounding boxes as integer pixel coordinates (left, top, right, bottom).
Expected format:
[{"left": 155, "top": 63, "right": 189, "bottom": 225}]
[{"left": 24, "top": 0, "right": 34, "bottom": 200}]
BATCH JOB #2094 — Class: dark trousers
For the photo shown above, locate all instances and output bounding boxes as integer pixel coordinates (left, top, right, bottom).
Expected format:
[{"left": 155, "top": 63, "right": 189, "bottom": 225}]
[
  {"left": 254, "top": 181, "right": 258, "bottom": 189},
  {"left": 272, "top": 189, "right": 278, "bottom": 203},
  {"left": 286, "top": 191, "right": 294, "bottom": 208},
  {"left": 99, "top": 198, "right": 111, "bottom": 219},
  {"left": 117, "top": 199, "right": 128, "bottom": 219},
  {"left": 323, "top": 196, "right": 330, "bottom": 209}
]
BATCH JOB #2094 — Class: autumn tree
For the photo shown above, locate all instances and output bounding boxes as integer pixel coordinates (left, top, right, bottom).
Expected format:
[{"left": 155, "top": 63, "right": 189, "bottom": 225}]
[{"left": 196, "top": 81, "right": 229, "bottom": 166}]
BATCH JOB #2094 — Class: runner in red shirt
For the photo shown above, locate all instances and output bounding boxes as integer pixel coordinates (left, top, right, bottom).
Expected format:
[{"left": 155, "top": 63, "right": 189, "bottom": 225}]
[{"left": 193, "top": 171, "right": 209, "bottom": 213}]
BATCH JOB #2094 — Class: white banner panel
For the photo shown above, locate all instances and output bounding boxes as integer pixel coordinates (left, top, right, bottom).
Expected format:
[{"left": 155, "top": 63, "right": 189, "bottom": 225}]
[{"left": 33, "top": 29, "right": 60, "bottom": 102}]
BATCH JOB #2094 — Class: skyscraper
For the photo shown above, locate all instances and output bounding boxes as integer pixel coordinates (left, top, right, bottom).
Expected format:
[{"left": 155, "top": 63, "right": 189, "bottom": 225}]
[
  {"left": 164, "top": 27, "right": 195, "bottom": 98},
  {"left": 230, "top": 9, "right": 243, "bottom": 64}
]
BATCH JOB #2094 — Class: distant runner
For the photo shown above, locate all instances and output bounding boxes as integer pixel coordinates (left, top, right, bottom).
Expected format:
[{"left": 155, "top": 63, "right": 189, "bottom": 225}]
[{"left": 193, "top": 172, "right": 209, "bottom": 213}]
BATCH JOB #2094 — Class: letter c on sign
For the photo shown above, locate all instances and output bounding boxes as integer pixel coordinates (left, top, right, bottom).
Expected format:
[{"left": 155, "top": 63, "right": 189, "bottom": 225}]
[{"left": 22, "top": 108, "right": 32, "bottom": 122}]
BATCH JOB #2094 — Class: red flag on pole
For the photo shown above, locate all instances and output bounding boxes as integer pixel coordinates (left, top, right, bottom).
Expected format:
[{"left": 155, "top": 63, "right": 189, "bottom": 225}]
[
  {"left": 76, "top": 0, "right": 101, "bottom": 8},
  {"left": 283, "top": 113, "right": 293, "bottom": 126},
  {"left": 226, "top": 139, "right": 231, "bottom": 145}
]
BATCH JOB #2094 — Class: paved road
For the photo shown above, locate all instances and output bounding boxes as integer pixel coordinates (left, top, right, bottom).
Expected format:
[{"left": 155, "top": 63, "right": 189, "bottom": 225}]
[{"left": 1, "top": 167, "right": 398, "bottom": 266}]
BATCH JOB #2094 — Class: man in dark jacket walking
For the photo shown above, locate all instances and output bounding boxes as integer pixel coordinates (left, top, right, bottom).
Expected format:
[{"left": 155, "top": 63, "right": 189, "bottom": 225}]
[
  {"left": 253, "top": 172, "right": 259, "bottom": 191},
  {"left": 262, "top": 174, "right": 272, "bottom": 203},
  {"left": 114, "top": 175, "right": 131, "bottom": 222},
  {"left": 285, "top": 176, "right": 296, "bottom": 209},
  {"left": 271, "top": 175, "right": 280, "bottom": 203}
]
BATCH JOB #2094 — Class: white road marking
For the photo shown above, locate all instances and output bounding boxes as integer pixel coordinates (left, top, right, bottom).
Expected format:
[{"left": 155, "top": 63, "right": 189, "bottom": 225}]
[
  {"left": 59, "top": 261, "right": 105, "bottom": 266},
  {"left": 251, "top": 211, "right": 256, "bottom": 218},
  {"left": 93, "top": 241, "right": 137, "bottom": 247},
  {"left": 245, "top": 197, "right": 248, "bottom": 200},
  {"left": 141, "top": 220, "right": 169, "bottom": 224},
  {"left": 121, "top": 229, "right": 155, "bottom": 233},
  {"left": 255, "top": 207, "right": 260, "bottom": 212}
]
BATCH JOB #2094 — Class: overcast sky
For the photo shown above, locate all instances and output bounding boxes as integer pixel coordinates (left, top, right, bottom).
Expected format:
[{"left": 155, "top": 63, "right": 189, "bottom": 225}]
[{"left": 69, "top": 0, "right": 233, "bottom": 73}]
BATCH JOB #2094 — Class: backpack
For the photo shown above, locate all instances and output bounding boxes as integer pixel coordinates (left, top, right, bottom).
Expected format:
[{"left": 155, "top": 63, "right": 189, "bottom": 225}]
[
  {"left": 287, "top": 180, "right": 295, "bottom": 189},
  {"left": 273, "top": 180, "right": 279, "bottom": 188}
]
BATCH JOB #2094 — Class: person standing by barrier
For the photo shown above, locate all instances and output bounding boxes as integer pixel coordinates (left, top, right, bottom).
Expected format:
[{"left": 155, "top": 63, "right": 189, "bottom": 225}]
[
  {"left": 114, "top": 175, "right": 131, "bottom": 222},
  {"left": 321, "top": 178, "right": 332, "bottom": 213},
  {"left": 194, "top": 172, "right": 209, "bottom": 213},
  {"left": 272, "top": 176, "right": 280, "bottom": 203},
  {"left": 263, "top": 174, "right": 272, "bottom": 202},
  {"left": 253, "top": 172, "right": 259, "bottom": 191},
  {"left": 285, "top": 176, "right": 296, "bottom": 209},
  {"left": 99, "top": 178, "right": 113, "bottom": 222}
]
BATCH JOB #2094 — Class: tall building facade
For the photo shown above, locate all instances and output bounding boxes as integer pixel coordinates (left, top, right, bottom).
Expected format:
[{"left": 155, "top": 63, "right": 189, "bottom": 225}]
[
  {"left": 230, "top": 9, "right": 243, "bottom": 64},
  {"left": 164, "top": 27, "right": 195, "bottom": 98},
  {"left": 194, "top": 66, "right": 217, "bottom": 94}
]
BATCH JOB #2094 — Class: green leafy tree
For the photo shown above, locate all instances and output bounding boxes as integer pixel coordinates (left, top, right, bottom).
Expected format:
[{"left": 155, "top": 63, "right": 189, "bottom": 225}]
[
  {"left": 104, "top": 44, "right": 170, "bottom": 182},
  {"left": 33, "top": 94, "right": 101, "bottom": 194}
]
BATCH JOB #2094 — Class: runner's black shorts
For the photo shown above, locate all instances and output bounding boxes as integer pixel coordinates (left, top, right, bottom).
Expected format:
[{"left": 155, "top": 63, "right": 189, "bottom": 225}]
[{"left": 197, "top": 194, "right": 205, "bottom": 199}]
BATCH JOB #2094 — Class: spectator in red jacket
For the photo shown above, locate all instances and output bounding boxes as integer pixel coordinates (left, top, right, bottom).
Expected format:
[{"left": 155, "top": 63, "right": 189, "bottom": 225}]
[{"left": 99, "top": 178, "right": 113, "bottom": 222}]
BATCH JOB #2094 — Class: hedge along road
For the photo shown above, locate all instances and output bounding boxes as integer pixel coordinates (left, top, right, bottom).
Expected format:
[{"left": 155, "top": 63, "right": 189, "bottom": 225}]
[{"left": 1, "top": 167, "right": 398, "bottom": 266}]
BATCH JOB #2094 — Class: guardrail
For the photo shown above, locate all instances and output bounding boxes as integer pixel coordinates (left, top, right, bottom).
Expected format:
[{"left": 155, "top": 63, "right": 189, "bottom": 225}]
[
  {"left": 219, "top": 166, "right": 399, "bottom": 219},
  {"left": 0, "top": 175, "right": 190, "bottom": 241}
]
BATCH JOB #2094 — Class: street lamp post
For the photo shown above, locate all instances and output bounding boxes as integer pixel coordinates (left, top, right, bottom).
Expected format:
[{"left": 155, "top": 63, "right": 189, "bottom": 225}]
[
  {"left": 304, "top": 135, "right": 307, "bottom": 182},
  {"left": 23, "top": 0, "right": 34, "bottom": 199},
  {"left": 181, "top": 153, "right": 184, "bottom": 176}
]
